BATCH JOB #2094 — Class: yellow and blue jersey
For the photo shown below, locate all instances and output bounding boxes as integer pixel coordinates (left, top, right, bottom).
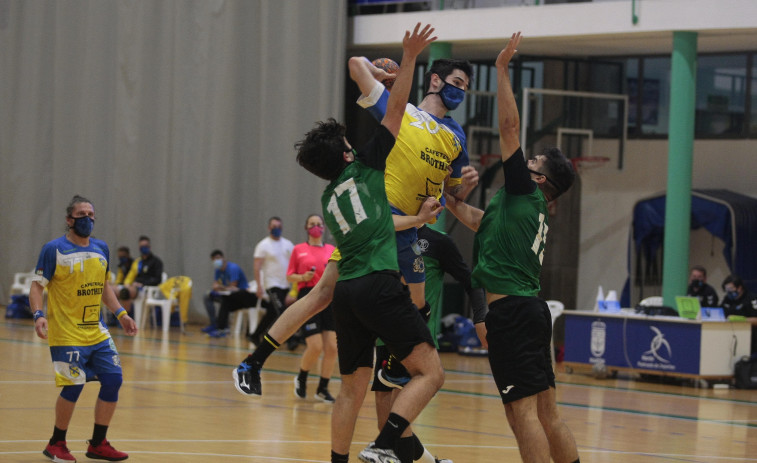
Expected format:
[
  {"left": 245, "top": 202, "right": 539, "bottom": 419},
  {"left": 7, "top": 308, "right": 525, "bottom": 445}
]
[
  {"left": 33, "top": 235, "right": 112, "bottom": 347},
  {"left": 358, "top": 82, "right": 469, "bottom": 218}
]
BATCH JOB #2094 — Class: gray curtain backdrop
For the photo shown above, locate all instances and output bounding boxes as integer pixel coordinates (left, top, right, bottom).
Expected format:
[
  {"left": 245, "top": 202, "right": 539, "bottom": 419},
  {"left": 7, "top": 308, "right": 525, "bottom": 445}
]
[{"left": 0, "top": 0, "right": 347, "bottom": 320}]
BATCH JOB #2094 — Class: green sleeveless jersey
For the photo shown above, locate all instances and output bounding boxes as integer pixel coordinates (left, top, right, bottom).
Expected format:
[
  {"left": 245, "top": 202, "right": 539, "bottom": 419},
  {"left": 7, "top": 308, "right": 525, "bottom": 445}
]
[
  {"left": 471, "top": 187, "right": 548, "bottom": 296},
  {"left": 321, "top": 128, "right": 398, "bottom": 281}
]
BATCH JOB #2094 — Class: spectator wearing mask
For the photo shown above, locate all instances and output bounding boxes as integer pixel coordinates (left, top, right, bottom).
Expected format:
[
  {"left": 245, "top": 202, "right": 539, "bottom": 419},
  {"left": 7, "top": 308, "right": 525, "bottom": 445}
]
[{"left": 686, "top": 265, "right": 719, "bottom": 307}]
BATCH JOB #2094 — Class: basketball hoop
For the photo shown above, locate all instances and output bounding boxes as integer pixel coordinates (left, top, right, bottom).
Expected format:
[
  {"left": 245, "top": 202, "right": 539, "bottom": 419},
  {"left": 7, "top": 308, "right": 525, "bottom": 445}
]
[{"left": 571, "top": 156, "right": 610, "bottom": 173}]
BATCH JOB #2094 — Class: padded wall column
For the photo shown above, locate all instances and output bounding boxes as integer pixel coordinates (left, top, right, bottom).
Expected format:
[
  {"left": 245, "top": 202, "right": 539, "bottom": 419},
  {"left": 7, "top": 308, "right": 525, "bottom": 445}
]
[{"left": 662, "top": 31, "right": 697, "bottom": 307}]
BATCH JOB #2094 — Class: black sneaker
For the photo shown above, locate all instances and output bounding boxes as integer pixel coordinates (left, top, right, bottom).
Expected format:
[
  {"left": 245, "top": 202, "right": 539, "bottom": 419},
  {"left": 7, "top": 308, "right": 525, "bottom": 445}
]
[
  {"left": 233, "top": 362, "right": 262, "bottom": 396},
  {"left": 314, "top": 388, "right": 335, "bottom": 403},
  {"left": 293, "top": 376, "right": 306, "bottom": 399},
  {"left": 377, "top": 354, "right": 410, "bottom": 389}
]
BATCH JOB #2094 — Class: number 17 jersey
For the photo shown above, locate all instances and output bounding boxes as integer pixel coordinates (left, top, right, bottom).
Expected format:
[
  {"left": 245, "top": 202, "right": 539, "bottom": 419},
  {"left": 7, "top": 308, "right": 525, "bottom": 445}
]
[{"left": 322, "top": 126, "right": 398, "bottom": 282}]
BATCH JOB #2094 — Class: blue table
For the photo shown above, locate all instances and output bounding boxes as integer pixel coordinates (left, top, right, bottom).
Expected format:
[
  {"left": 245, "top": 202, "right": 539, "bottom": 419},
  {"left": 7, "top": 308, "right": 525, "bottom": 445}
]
[{"left": 564, "top": 310, "right": 751, "bottom": 380}]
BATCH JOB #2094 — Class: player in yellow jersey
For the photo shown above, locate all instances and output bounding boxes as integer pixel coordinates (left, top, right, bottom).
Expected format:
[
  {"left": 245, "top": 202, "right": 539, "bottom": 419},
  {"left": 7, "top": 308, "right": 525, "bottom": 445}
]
[{"left": 31, "top": 195, "right": 138, "bottom": 463}]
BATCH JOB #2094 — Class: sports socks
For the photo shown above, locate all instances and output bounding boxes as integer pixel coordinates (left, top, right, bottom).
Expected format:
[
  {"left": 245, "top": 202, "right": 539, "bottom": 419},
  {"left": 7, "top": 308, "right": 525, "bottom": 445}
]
[
  {"left": 410, "top": 434, "right": 425, "bottom": 460},
  {"left": 297, "top": 369, "right": 309, "bottom": 384},
  {"left": 91, "top": 423, "right": 108, "bottom": 446},
  {"left": 50, "top": 426, "right": 67, "bottom": 445},
  {"left": 318, "top": 376, "right": 330, "bottom": 392},
  {"left": 244, "top": 333, "right": 280, "bottom": 367},
  {"left": 397, "top": 436, "right": 415, "bottom": 463},
  {"left": 331, "top": 450, "right": 349, "bottom": 463},
  {"left": 374, "top": 412, "right": 410, "bottom": 450}
]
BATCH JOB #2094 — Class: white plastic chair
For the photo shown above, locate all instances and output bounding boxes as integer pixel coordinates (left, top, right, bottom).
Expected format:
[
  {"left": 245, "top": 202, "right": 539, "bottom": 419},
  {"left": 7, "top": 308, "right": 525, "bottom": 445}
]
[
  {"left": 10, "top": 271, "right": 36, "bottom": 296},
  {"left": 143, "top": 277, "right": 191, "bottom": 333},
  {"left": 546, "top": 300, "right": 565, "bottom": 366},
  {"left": 233, "top": 296, "right": 264, "bottom": 336},
  {"left": 132, "top": 272, "right": 168, "bottom": 330}
]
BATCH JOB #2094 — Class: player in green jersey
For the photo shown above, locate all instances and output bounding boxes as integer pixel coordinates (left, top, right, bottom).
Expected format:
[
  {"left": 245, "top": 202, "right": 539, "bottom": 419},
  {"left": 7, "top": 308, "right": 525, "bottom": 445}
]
[
  {"left": 295, "top": 24, "right": 443, "bottom": 463},
  {"left": 444, "top": 32, "right": 581, "bottom": 463}
]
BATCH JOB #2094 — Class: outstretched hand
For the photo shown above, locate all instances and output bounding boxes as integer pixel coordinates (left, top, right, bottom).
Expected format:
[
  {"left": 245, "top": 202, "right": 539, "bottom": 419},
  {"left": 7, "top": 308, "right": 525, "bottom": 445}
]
[
  {"left": 402, "top": 23, "right": 437, "bottom": 60},
  {"left": 495, "top": 31, "right": 522, "bottom": 70}
]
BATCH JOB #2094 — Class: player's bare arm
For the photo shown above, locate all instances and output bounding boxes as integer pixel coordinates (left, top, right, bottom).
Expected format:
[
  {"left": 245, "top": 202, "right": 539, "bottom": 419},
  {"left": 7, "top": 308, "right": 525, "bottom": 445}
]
[
  {"left": 393, "top": 196, "right": 444, "bottom": 231},
  {"left": 443, "top": 191, "right": 484, "bottom": 232},
  {"left": 381, "top": 23, "right": 436, "bottom": 137},
  {"left": 496, "top": 31, "right": 522, "bottom": 163}
]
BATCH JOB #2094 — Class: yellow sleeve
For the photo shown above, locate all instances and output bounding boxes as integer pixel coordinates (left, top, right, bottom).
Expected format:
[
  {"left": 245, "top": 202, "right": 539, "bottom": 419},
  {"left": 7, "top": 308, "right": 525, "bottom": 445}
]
[
  {"left": 329, "top": 248, "right": 341, "bottom": 263},
  {"left": 123, "top": 259, "right": 139, "bottom": 286}
]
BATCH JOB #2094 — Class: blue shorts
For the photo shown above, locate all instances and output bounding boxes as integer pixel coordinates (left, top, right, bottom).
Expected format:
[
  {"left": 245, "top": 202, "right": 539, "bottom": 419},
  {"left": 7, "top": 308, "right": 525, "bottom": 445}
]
[
  {"left": 392, "top": 207, "right": 425, "bottom": 284},
  {"left": 49, "top": 338, "right": 123, "bottom": 386}
]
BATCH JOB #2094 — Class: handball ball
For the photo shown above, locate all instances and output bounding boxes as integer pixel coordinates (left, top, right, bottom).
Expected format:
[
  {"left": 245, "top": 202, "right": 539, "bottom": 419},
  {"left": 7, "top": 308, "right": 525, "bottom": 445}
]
[{"left": 372, "top": 58, "right": 399, "bottom": 90}]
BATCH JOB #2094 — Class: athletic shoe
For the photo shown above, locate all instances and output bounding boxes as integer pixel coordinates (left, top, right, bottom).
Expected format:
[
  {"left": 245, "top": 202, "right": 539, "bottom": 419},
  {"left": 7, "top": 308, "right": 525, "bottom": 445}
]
[
  {"left": 207, "top": 328, "right": 229, "bottom": 338},
  {"left": 358, "top": 442, "right": 400, "bottom": 463},
  {"left": 85, "top": 439, "right": 128, "bottom": 461},
  {"left": 293, "top": 377, "right": 306, "bottom": 399},
  {"left": 43, "top": 441, "right": 76, "bottom": 462},
  {"left": 201, "top": 324, "right": 216, "bottom": 333},
  {"left": 377, "top": 354, "right": 410, "bottom": 389},
  {"left": 314, "top": 388, "right": 335, "bottom": 403},
  {"left": 421, "top": 448, "right": 453, "bottom": 463},
  {"left": 233, "top": 362, "right": 262, "bottom": 396}
]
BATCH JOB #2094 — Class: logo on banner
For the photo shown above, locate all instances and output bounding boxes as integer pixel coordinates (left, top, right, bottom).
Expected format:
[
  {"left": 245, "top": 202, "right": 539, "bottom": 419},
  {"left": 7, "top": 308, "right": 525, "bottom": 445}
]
[
  {"left": 590, "top": 320, "right": 606, "bottom": 358},
  {"left": 643, "top": 326, "right": 672, "bottom": 363}
]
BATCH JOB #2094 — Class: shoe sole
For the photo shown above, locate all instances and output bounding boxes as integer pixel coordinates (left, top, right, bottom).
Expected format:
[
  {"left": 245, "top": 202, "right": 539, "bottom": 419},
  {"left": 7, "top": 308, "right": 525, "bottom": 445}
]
[
  {"left": 232, "top": 367, "right": 261, "bottom": 397},
  {"left": 43, "top": 449, "right": 76, "bottom": 463},
  {"left": 313, "top": 393, "right": 335, "bottom": 403},
  {"left": 85, "top": 451, "right": 128, "bottom": 461},
  {"left": 377, "top": 370, "right": 407, "bottom": 390},
  {"left": 358, "top": 451, "right": 400, "bottom": 463}
]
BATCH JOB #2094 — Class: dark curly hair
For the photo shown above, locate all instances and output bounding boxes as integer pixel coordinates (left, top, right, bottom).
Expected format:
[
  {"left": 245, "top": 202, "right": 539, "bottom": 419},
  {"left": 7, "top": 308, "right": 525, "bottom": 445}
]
[
  {"left": 539, "top": 147, "right": 576, "bottom": 200},
  {"left": 424, "top": 58, "right": 474, "bottom": 93},
  {"left": 295, "top": 118, "right": 350, "bottom": 181}
]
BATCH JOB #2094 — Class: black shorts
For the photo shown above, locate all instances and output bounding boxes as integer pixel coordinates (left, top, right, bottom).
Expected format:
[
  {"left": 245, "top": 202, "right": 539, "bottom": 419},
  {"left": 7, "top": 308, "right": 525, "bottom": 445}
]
[
  {"left": 371, "top": 344, "right": 392, "bottom": 392},
  {"left": 486, "top": 296, "right": 554, "bottom": 404},
  {"left": 332, "top": 271, "right": 434, "bottom": 375},
  {"left": 298, "top": 287, "right": 335, "bottom": 337}
]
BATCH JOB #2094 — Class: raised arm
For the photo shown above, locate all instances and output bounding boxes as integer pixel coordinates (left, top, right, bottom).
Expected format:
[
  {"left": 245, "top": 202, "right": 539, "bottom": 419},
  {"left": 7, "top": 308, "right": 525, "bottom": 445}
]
[
  {"left": 381, "top": 23, "right": 436, "bottom": 137},
  {"left": 496, "top": 32, "right": 522, "bottom": 163}
]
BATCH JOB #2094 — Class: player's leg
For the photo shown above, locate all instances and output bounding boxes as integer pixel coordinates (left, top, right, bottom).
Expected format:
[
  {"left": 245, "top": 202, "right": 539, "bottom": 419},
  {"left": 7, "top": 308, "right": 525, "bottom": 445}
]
[
  {"left": 536, "top": 387, "right": 580, "bottom": 463},
  {"left": 296, "top": 320, "right": 323, "bottom": 399},
  {"left": 86, "top": 340, "right": 128, "bottom": 461},
  {"left": 233, "top": 261, "right": 337, "bottom": 396},
  {"left": 44, "top": 346, "right": 86, "bottom": 462},
  {"left": 505, "top": 396, "right": 550, "bottom": 463},
  {"left": 331, "top": 367, "right": 373, "bottom": 455},
  {"left": 315, "top": 328, "right": 338, "bottom": 402}
]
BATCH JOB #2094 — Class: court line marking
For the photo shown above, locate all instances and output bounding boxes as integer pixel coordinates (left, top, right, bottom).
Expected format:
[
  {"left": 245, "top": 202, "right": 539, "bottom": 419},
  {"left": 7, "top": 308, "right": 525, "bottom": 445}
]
[{"left": 2, "top": 441, "right": 755, "bottom": 462}]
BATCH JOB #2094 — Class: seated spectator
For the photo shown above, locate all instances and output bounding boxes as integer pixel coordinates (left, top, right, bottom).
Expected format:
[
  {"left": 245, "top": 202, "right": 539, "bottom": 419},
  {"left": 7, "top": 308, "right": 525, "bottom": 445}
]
[
  {"left": 721, "top": 274, "right": 757, "bottom": 353},
  {"left": 204, "top": 250, "right": 258, "bottom": 337},
  {"left": 114, "top": 246, "right": 134, "bottom": 285},
  {"left": 117, "top": 235, "right": 164, "bottom": 313},
  {"left": 686, "top": 265, "right": 719, "bottom": 307}
]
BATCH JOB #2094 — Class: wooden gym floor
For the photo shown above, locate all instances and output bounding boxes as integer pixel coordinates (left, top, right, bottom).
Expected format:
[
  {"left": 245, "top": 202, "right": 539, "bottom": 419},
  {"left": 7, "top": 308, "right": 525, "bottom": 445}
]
[{"left": 1, "top": 319, "right": 756, "bottom": 462}]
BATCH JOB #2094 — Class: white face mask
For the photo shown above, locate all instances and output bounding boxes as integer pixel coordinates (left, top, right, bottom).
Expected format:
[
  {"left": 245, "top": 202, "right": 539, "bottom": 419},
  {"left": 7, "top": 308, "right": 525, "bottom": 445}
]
[{"left": 213, "top": 258, "right": 223, "bottom": 269}]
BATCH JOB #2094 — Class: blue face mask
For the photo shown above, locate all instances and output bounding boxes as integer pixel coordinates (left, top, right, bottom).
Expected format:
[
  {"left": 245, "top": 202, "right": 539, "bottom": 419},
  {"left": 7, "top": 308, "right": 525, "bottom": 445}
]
[
  {"left": 70, "top": 216, "right": 94, "bottom": 238},
  {"left": 119, "top": 257, "right": 129, "bottom": 266},
  {"left": 213, "top": 258, "right": 224, "bottom": 269},
  {"left": 727, "top": 290, "right": 739, "bottom": 300},
  {"left": 428, "top": 80, "right": 465, "bottom": 111},
  {"left": 270, "top": 227, "right": 283, "bottom": 238},
  {"left": 140, "top": 246, "right": 151, "bottom": 256}
]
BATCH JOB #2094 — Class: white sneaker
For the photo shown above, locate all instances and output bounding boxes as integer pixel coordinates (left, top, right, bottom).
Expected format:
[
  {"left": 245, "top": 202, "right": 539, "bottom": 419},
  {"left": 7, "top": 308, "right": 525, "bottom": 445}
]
[{"left": 358, "top": 442, "right": 400, "bottom": 463}]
